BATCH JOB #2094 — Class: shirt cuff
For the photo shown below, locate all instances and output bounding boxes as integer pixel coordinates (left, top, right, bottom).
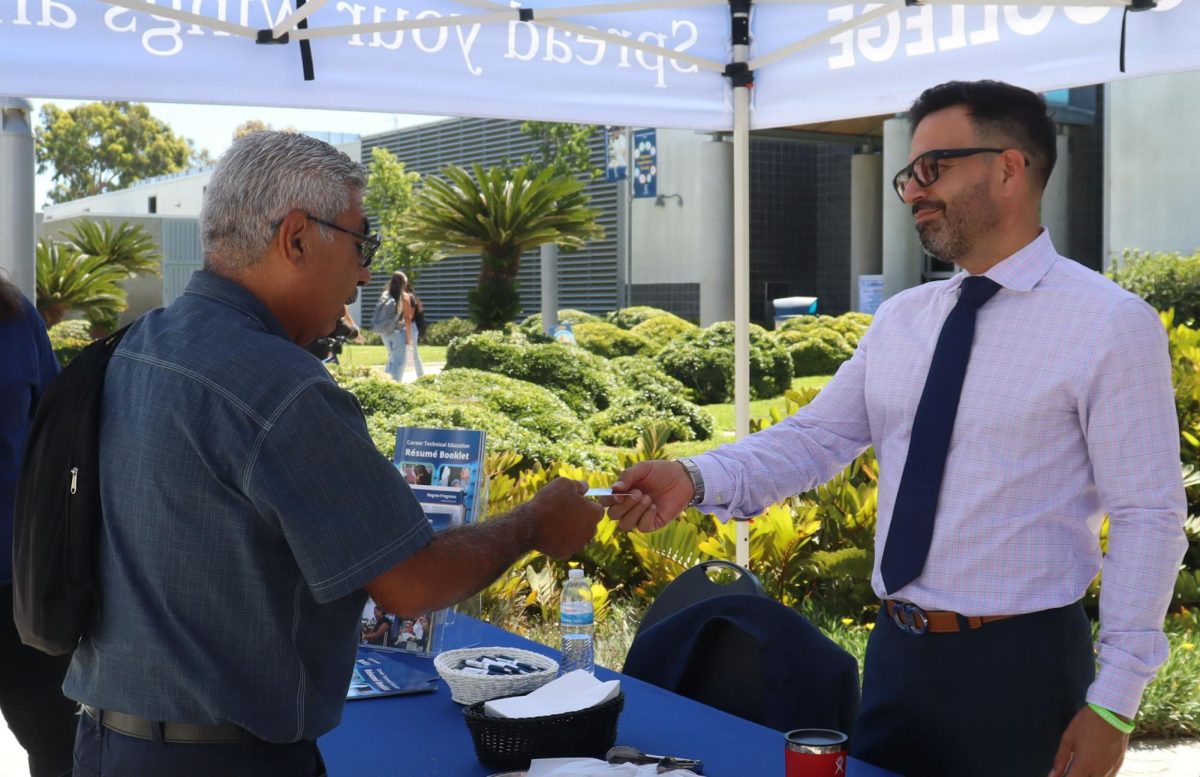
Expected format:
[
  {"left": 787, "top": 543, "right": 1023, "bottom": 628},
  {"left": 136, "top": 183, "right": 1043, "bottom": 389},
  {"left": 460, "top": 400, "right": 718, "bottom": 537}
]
[
  {"left": 1086, "top": 667, "right": 1150, "bottom": 721},
  {"left": 691, "top": 454, "right": 740, "bottom": 522}
]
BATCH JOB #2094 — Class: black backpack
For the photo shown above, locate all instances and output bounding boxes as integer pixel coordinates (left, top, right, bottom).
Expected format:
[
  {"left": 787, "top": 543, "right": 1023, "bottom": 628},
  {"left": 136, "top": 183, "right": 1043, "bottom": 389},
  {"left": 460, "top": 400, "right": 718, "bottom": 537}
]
[{"left": 13, "top": 325, "right": 129, "bottom": 656}]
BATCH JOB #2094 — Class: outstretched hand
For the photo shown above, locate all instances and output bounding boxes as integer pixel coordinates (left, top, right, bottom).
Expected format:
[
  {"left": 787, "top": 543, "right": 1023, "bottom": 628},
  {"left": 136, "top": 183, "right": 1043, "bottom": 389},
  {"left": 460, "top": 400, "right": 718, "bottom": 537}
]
[
  {"left": 603, "top": 460, "right": 694, "bottom": 532},
  {"left": 529, "top": 478, "right": 604, "bottom": 559}
]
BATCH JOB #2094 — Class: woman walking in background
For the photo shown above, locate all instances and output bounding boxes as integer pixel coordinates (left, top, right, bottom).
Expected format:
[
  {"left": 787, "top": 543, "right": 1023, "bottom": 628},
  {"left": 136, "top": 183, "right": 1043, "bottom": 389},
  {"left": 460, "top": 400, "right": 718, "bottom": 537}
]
[
  {"left": 375, "top": 271, "right": 423, "bottom": 382},
  {"left": 0, "top": 274, "right": 77, "bottom": 777}
]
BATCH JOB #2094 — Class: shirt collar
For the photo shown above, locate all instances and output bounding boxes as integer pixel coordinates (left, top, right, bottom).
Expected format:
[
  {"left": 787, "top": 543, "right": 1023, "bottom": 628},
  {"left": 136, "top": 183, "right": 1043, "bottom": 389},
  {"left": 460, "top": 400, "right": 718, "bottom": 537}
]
[
  {"left": 944, "top": 228, "right": 1059, "bottom": 294},
  {"left": 182, "top": 270, "right": 292, "bottom": 341}
]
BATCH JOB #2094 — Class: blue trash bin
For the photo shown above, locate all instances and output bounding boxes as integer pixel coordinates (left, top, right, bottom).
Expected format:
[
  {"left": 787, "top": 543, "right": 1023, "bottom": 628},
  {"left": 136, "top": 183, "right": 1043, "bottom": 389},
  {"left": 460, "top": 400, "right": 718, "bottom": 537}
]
[{"left": 772, "top": 296, "right": 819, "bottom": 329}]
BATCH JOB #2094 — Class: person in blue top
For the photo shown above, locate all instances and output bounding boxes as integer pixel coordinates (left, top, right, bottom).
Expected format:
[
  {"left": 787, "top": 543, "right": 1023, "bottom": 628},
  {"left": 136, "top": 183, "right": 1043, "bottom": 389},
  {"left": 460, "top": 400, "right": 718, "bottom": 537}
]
[
  {"left": 64, "top": 130, "right": 603, "bottom": 776},
  {"left": 0, "top": 275, "right": 76, "bottom": 777}
]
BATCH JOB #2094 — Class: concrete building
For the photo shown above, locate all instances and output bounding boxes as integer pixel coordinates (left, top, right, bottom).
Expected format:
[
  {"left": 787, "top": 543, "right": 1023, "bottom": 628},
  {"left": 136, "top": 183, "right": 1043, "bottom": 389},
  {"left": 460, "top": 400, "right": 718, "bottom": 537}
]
[{"left": 29, "top": 72, "right": 1199, "bottom": 329}]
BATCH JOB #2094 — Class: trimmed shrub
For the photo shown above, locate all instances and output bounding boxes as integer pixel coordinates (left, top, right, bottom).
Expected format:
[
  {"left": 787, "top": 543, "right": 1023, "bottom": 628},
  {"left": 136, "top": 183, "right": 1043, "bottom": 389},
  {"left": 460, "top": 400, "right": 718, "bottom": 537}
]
[
  {"left": 608, "top": 356, "right": 689, "bottom": 397},
  {"left": 518, "top": 309, "right": 599, "bottom": 339},
  {"left": 778, "top": 314, "right": 836, "bottom": 334},
  {"left": 47, "top": 319, "right": 93, "bottom": 366},
  {"left": 659, "top": 322, "right": 793, "bottom": 404},
  {"left": 446, "top": 332, "right": 619, "bottom": 417},
  {"left": 573, "top": 320, "right": 654, "bottom": 359},
  {"left": 781, "top": 328, "right": 855, "bottom": 376},
  {"left": 605, "top": 306, "right": 676, "bottom": 330},
  {"left": 1108, "top": 249, "right": 1200, "bottom": 325},
  {"left": 339, "top": 373, "right": 430, "bottom": 416},
  {"left": 422, "top": 317, "right": 476, "bottom": 346},
  {"left": 629, "top": 315, "right": 697, "bottom": 354},
  {"left": 589, "top": 379, "right": 714, "bottom": 446},
  {"left": 416, "top": 369, "right": 590, "bottom": 445}
]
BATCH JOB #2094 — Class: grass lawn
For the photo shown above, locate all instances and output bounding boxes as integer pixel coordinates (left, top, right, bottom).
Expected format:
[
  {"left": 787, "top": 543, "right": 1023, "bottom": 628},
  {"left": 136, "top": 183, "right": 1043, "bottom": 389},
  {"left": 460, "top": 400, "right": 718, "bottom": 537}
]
[
  {"left": 664, "top": 374, "right": 832, "bottom": 458},
  {"left": 340, "top": 344, "right": 447, "bottom": 368}
]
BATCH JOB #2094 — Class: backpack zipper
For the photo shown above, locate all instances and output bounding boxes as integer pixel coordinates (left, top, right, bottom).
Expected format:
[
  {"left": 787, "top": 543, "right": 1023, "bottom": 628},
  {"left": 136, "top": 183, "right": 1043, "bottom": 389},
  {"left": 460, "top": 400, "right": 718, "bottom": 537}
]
[{"left": 70, "top": 467, "right": 78, "bottom": 495}]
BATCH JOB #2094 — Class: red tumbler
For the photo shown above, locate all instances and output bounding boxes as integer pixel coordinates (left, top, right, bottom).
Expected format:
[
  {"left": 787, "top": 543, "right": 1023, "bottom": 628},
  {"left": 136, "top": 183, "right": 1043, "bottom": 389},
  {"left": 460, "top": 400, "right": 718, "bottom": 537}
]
[{"left": 784, "top": 729, "right": 848, "bottom": 777}]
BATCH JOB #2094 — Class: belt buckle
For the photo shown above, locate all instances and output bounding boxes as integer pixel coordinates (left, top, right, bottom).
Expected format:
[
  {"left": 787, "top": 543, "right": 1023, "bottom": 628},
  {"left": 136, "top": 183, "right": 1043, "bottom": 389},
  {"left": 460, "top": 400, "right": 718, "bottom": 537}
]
[{"left": 890, "top": 601, "right": 929, "bottom": 636}]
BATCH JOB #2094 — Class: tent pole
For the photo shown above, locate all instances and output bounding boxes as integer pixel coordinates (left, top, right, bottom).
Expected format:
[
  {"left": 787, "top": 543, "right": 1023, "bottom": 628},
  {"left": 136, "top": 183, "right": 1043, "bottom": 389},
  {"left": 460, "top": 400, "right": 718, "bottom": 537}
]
[{"left": 729, "top": 0, "right": 751, "bottom": 569}]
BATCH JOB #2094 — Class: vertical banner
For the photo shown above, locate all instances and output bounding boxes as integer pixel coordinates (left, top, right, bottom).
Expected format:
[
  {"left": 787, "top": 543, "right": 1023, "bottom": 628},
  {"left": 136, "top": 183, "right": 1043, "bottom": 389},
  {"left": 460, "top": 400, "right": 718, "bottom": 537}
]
[
  {"left": 605, "top": 127, "right": 628, "bottom": 182},
  {"left": 632, "top": 129, "right": 657, "bottom": 199}
]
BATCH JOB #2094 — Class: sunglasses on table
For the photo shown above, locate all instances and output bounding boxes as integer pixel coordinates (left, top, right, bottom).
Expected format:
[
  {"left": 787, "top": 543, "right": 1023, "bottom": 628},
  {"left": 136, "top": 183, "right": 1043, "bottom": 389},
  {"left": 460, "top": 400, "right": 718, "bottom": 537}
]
[{"left": 891, "top": 147, "right": 1028, "bottom": 202}]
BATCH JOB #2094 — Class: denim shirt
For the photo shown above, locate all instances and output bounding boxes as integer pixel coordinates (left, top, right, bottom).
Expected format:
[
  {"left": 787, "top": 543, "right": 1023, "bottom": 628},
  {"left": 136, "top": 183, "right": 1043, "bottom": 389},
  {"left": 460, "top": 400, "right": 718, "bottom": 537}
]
[{"left": 64, "top": 270, "right": 433, "bottom": 742}]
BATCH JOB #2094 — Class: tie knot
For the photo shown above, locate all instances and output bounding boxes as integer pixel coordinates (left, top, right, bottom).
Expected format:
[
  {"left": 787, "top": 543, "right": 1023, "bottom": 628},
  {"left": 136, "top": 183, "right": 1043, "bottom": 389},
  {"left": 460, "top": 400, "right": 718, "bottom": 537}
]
[{"left": 958, "top": 275, "right": 1001, "bottom": 309}]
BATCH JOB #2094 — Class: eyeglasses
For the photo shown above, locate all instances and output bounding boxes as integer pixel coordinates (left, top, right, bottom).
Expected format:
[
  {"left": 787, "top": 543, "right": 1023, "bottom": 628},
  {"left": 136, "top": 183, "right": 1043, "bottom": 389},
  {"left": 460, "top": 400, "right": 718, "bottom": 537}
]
[
  {"left": 892, "top": 148, "right": 1027, "bottom": 202},
  {"left": 304, "top": 214, "right": 381, "bottom": 268}
]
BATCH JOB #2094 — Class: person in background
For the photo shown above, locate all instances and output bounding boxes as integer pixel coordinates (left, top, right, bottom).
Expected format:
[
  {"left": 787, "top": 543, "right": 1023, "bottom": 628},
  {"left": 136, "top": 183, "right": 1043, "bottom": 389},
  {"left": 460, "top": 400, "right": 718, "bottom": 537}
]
[
  {"left": 606, "top": 81, "right": 1187, "bottom": 777},
  {"left": 380, "top": 271, "right": 423, "bottom": 382},
  {"left": 402, "top": 273, "right": 425, "bottom": 379},
  {"left": 64, "top": 130, "right": 603, "bottom": 776},
  {"left": 0, "top": 274, "right": 76, "bottom": 777}
]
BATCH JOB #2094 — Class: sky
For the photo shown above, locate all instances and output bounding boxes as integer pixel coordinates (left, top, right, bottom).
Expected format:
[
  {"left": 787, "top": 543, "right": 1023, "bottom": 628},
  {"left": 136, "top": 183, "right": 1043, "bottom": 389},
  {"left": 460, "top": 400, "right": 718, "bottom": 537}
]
[{"left": 29, "top": 98, "right": 447, "bottom": 207}]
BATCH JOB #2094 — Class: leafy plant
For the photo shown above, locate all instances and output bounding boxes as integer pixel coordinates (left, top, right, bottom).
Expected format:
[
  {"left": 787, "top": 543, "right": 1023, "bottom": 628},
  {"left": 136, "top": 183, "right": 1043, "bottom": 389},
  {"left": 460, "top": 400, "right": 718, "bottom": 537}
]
[
  {"left": 605, "top": 306, "right": 677, "bottom": 330},
  {"left": 572, "top": 320, "right": 654, "bottom": 359},
  {"left": 46, "top": 319, "right": 93, "bottom": 365},
  {"left": 658, "top": 321, "right": 793, "bottom": 404},
  {"left": 421, "top": 317, "right": 476, "bottom": 346},
  {"left": 35, "top": 239, "right": 127, "bottom": 327},
  {"left": 1109, "top": 249, "right": 1200, "bottom": 326},
  {"left": 403, "top": 164, "right": 603, "bottom": 329}
]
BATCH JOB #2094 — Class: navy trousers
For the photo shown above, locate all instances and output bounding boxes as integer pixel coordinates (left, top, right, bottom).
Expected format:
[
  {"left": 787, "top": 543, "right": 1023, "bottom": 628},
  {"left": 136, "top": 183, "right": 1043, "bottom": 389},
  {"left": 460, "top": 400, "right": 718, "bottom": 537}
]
[
  {"left": 850, "top": 601, "right": 1094, "bottom": 777},
  {"left": 73, "top": 713, "right": 327, "bottom": 776}
]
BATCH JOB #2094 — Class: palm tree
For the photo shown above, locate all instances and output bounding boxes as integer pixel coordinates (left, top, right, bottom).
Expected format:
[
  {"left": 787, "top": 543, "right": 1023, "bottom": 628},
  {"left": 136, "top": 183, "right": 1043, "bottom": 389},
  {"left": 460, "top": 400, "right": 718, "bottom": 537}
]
[
  {"left": 35, "top": 238, "right": 127, "bottom": 327},
  {"left": 403, "top": 164, "right": 603, "bottom": 330},
  {"left": 62, "top": 219, "right": 162, "bottom": 277}
]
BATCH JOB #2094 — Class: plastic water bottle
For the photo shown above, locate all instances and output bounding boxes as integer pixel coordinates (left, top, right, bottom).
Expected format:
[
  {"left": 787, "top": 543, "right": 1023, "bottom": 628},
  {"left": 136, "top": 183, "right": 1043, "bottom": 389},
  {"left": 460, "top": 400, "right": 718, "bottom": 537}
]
[{"left": 559, "top": 568, "right": 595, "bottom": 675}]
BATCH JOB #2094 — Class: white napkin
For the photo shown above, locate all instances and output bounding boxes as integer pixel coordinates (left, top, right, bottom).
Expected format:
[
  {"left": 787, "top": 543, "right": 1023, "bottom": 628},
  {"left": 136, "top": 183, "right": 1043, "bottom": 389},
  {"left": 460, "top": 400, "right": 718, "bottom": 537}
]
[
  {"left": 483, "top": 670, "right": 620, "bottom": 719},
  {"left": 527, "top": 758, "right": 700, "bottom": 776}
]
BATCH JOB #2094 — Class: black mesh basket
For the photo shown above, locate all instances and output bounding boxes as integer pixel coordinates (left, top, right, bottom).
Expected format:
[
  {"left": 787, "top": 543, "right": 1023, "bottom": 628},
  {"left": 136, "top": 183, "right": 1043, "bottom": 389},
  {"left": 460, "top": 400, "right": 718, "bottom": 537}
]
[{"left": 462, "top": 692, "right": 625, "bottom": 770}]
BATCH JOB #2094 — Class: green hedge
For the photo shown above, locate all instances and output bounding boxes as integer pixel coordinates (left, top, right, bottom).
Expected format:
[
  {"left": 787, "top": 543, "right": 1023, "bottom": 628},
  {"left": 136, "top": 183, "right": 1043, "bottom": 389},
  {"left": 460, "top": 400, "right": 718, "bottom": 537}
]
[
  {"left": 605, "top": 306, "right": 676, "bottom": 330},
  {"left": 629, "top": 315, "right": 697, "bottom": 354},
  {"left": 1108, "top": 249, "right": 1200, "bottom": 326},
  {"left": 778, "top": 328, "right": 856, "bottom": 377},
  {"left": 518, "top": 309, "right": 599, "bottom": 339},
  {"left": 416, "top": 368, "right": 591, "bottom": 446},
  {"left": 422, "top": 317, "right": 476, "bottom": 346},
  {"left": 446, "top": 331, "right": 619, "bottom": 417},
  {"left": 572, "top": 320, "right": 655, "bottom": 359},
  {"left": 47, "top": 319, "right": 93, "bottom": 366},
  {"left": 658, "top": 321, "right": 793, "bottom": 404}
]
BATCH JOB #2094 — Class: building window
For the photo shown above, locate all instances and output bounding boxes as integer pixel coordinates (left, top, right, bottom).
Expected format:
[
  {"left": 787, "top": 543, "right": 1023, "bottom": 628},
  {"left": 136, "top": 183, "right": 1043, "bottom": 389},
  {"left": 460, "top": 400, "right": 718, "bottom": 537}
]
[{"left": 148, "top": 196, "right": 157, "bottom": 214}]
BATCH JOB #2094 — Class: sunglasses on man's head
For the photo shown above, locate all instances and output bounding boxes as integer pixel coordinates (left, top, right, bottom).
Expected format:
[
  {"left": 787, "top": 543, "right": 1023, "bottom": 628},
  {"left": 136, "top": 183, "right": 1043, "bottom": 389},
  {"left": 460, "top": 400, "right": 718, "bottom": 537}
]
[{"left": 891, "top": 147, "right": 1028, "bottom": 202}]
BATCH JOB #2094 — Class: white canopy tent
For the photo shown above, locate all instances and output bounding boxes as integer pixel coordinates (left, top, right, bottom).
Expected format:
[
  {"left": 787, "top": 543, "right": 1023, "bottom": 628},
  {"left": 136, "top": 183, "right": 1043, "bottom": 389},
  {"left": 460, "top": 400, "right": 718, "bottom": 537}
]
[{"left": 3, "top": 0, "right": 1197, "bottom": 562}]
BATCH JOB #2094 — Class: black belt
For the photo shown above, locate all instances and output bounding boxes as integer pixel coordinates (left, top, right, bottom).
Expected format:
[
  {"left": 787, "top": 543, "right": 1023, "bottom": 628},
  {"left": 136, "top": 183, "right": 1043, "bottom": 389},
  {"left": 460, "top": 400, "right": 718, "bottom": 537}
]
[{"left": 82, "top": 704, "right": 252, "bottom": 745}]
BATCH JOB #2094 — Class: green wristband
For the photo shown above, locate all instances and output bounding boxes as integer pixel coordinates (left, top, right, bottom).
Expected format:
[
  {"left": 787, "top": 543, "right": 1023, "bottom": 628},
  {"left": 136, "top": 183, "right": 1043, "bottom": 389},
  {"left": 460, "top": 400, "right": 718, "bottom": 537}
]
[{"left": 1088, "top": 703, "right": 1135, "bottom": 734}]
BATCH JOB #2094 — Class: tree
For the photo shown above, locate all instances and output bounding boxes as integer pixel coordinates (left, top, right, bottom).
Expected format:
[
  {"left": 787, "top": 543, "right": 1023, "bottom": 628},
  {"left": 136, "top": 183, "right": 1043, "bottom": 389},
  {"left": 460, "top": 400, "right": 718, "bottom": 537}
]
[
  {"left": 363, "top": 148, "right": 437, "bottom": 279},
  {"left": 403, "top": 164, "right": 603, "bottom": 330},
  {"left": 61, "top": 220, "right": 162, "bottom": 278},
  {"left": 36, "top": 102, "right": 205, "bottom": 204},
  {"left": 519, "top": 121, "right": 601, "bottom": 179},
  {"left": 35, "top": 239, "right": 127, "bottom": 327},
  {"left": 35, "top": 220, "right": 161, "bottom": 332},
  {"left": 233, "top": 119, "right": 297, "bottom": 140}
]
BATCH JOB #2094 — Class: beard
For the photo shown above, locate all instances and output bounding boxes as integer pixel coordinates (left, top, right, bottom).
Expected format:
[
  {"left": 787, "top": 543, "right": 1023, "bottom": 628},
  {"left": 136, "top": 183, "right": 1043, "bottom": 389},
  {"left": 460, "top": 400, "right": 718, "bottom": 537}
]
[{"left": 915, "top": 179, "right": 1001, "bottom": 265}]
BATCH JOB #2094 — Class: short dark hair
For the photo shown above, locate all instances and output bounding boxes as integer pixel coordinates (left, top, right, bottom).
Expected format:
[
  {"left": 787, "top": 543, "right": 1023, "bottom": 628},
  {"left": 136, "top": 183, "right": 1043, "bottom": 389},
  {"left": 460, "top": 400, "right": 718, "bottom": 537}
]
[
  {"left": 908, "top": 80, "right": 1058, "bottom": 190},
  {"left": 0, "top": 274, "right": 23, "bottom": 322}
]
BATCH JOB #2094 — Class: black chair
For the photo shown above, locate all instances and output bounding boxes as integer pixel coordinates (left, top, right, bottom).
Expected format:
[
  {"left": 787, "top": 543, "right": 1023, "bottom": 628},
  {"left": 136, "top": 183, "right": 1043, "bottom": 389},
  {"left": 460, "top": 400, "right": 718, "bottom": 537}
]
[
  {"left": 623, "top": 593, "right": 860, "bottom": 736},
  {"left": 633, "top": 559, "right": 765, "bottom": 640}
]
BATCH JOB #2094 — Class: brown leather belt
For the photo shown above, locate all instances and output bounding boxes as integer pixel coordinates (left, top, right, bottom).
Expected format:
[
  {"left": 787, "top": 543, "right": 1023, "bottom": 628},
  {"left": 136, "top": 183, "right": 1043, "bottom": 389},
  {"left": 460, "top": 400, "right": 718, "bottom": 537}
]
[
  {"left": 82, "top": 704, "right": 251, "bottom": 744},
  {"left": 885, "top": 600, "right": 1014, "bottom": 635}
]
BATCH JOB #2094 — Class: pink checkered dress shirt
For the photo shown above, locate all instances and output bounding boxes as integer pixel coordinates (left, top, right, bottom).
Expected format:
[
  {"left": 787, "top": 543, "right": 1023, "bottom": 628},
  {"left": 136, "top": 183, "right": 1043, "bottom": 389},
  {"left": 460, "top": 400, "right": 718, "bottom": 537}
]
[{"left": 694, "top": 230, "right": 1188, "bottom": 717}]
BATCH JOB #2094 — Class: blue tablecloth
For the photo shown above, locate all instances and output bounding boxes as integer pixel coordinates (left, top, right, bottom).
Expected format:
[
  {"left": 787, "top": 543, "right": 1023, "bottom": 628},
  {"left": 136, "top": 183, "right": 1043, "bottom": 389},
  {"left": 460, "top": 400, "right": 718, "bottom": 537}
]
[{"left": 320, "top": 615, "right": 898, "bottom": 777}]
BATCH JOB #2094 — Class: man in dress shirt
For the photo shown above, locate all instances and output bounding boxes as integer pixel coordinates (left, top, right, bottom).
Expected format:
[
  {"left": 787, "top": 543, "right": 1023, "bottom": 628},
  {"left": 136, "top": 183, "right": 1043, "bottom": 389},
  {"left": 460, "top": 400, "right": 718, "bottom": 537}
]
[{"left": 606, "top": 81, "right": 1187, "bottom": 777}]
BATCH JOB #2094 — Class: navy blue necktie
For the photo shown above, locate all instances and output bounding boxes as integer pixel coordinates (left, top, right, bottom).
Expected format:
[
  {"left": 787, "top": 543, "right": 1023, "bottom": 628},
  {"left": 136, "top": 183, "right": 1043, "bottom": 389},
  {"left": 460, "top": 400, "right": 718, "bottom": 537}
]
[{"left": 880, "top": 275, "right": 1002, "bottom": 595}]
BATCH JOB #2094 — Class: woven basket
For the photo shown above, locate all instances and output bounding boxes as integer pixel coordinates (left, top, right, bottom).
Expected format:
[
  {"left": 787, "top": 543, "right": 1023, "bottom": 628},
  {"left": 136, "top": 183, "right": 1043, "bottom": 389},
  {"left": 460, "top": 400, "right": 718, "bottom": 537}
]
[
  {"left": 463, "top": 692, "right": 625, "bottom": 771},
  {"left": 433, "top": 647, "right": 559, "bottom": 705}
]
